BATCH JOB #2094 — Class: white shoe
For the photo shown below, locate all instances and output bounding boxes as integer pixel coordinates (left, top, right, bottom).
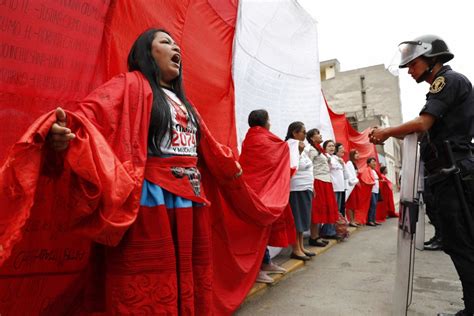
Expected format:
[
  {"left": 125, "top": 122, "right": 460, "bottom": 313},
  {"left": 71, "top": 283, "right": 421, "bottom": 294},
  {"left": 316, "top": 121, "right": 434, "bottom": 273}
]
[
  {"left": 261, "top": 262, "right": 287, "bottom": 274},
  {"left": 256, "top": 271, "right": 274, "bottom": 283}
]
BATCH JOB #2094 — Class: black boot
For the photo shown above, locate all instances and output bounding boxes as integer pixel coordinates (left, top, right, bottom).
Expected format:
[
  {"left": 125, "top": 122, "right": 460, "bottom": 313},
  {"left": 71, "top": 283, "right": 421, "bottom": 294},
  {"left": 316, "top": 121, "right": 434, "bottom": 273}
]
[
  {"left": 424, "top": 238, "right": 443, "bottom": 251},
  {"left": 424, "top": 235, "right": 439, "bottom": 246}
]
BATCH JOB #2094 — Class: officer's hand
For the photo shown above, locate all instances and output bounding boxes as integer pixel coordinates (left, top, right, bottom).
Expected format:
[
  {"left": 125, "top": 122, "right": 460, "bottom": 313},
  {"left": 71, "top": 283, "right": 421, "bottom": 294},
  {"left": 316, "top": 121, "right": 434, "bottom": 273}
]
[
  {"left": 369, "top": 127, "right": 386, "bottom": 145},
  {"left": 49, "top": 107, "right": 75, "bottom": 151}
]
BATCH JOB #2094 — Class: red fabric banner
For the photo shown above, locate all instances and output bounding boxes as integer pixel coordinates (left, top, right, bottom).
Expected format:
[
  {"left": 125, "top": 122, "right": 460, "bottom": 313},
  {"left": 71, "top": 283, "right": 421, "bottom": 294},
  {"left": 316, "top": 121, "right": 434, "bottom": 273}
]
[
  {"left": 0, "top": 0, "right": 238, "bottom": 162},
  {"left": 0, "top": 1, "right": 397, "bottom": 313},
  {"left": 325, "top": 95, "right": 377, "bottom": 224},
  {"left": 0, "top": 1, "right": 252, "bottom": 315}
]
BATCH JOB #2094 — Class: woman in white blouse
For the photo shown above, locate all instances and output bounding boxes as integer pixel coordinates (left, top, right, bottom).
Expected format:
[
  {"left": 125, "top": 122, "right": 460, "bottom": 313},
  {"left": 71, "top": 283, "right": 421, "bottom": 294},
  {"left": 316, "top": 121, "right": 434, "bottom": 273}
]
[
  {"left": 319, "top": 140, "right": 343, "bottom": 240},
  {"left": 367, "top": 157, "right": 380, "bottom": 226},
  {"left": 333, "top": 143, "right": 347, "bottom": 216},
  {"left": 285, "top": 122, "right": 316, "bottom": 261},
  {"left": 345, "top": 149, "right": 361, "bottom": 227}
]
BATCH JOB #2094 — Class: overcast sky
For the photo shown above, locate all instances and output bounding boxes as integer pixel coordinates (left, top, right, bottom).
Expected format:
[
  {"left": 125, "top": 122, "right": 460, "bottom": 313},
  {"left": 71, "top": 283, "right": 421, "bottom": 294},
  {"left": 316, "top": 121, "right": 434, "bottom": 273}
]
[{"left": 298, "top": 0, "right": 474, "bottom": 122}]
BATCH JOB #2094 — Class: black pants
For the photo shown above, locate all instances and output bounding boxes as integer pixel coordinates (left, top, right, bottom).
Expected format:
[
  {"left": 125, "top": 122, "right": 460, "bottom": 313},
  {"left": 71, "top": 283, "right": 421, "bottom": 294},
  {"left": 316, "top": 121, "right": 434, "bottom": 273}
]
[
  {"left": 431, "top": 176, "right": 474, "bottom": 313},
  {"left": 423, "top": 180, "right": 441, "bottom": 239}
]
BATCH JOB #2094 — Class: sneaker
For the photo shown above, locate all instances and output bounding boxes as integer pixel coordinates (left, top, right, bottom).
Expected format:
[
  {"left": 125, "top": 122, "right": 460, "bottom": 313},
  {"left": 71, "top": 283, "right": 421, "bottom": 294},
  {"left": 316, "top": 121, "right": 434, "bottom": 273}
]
[
  {"left": 256, "top": 270, "right": 274, "bottom": 283},
  {"left": 261, "top": 262, "right": 287, "bottom": 274}
]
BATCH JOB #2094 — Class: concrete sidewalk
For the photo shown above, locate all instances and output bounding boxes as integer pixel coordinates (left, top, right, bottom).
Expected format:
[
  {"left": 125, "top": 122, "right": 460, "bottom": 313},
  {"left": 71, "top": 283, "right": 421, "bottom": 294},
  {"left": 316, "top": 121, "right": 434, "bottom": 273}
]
[
  {"left": 237, "top": 216, "right": 463, "bottom": 315},
  {"left": 244, "top": 191, "right": 401, "bottom": 301}
]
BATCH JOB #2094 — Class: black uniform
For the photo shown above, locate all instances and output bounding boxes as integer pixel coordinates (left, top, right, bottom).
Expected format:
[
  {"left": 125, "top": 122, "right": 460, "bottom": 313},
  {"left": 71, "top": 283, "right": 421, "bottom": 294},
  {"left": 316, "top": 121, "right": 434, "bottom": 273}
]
[{"left": 420, "top": 65, "right": 474, "bottom": 314}]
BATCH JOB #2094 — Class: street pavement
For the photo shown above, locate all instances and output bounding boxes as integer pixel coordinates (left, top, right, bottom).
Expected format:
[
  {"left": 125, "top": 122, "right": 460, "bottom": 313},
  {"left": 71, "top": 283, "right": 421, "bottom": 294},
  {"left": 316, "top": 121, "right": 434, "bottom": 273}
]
[{"left": 236, "top": 218, "right": 463, "bottom": 316}]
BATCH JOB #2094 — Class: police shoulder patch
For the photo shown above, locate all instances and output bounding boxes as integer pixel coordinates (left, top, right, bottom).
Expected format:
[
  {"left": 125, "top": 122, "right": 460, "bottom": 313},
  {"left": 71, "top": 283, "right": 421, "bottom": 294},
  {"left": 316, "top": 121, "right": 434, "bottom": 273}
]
[{"left": 430, "top": 76, "right": 446, "bottom": 94}]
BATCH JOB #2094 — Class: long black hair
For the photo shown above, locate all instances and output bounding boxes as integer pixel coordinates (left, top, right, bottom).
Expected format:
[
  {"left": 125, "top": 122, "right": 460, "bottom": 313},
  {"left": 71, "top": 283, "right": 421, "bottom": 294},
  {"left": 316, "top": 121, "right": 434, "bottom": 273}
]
[
  {"left": 127, "top": 28, "right": 200, "bottom": 155},
  {"left": 349, "top": 149, "right": 359, "bottom": 170},
  {"left": 285, "top": 121, "right": 304, "bottom": 141}
]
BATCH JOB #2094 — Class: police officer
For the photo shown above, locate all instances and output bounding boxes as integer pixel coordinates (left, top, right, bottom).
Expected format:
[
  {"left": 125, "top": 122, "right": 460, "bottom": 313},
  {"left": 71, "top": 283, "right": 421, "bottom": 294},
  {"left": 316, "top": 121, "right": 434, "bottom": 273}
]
[{"left": 370, "top": 35, "right": 474, "bottom": 316}]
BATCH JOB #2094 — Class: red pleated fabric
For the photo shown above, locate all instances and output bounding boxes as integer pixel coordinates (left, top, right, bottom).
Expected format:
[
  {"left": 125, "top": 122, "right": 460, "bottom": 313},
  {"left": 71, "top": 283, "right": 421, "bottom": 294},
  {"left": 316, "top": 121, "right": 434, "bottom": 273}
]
[
  {"left": 311, "top": 179, "right": 339, "bottom": 224},
  {"left": 105, "top": 202, "right": 212, "bottom": 315}
]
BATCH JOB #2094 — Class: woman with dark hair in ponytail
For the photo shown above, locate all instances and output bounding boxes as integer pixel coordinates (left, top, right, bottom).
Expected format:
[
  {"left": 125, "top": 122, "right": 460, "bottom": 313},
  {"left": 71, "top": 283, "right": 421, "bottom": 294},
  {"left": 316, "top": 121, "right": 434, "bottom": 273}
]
[
  {"left": 285, "top": 122, "right": 316, "bottom": 261},
  {"left": 18, "top": 29, "right": 243, "bottom": 315},
  {"left": 306, "top": 128, "right": 337, "bottom": 247}
]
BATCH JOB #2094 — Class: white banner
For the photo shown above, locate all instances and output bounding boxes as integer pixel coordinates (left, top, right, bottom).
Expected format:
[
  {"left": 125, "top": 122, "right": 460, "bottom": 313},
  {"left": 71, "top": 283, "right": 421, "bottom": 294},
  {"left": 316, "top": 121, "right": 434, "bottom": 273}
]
[{"left": 233, "top": 0, "right": 334, "bottom": 148}]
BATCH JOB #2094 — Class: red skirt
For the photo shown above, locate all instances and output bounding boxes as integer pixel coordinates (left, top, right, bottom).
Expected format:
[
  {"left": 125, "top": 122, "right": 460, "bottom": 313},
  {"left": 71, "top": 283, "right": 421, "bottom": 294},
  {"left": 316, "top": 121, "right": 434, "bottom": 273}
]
[
  {"left": 104, "top": 182, "right": 212, "bottom": 315},
  {"left": 312, "top": 179, "right": 339, "bottom": 224},
  {"left": 346, "top": 184, "right": 361, "bottom": 211}
]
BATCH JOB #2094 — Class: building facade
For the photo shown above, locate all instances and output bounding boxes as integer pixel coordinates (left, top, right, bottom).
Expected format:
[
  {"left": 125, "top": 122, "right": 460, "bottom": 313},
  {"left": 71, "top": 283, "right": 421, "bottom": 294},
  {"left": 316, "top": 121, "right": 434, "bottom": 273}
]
[{"left": 320, "top": 59, "right": 402, "bottom": 187}]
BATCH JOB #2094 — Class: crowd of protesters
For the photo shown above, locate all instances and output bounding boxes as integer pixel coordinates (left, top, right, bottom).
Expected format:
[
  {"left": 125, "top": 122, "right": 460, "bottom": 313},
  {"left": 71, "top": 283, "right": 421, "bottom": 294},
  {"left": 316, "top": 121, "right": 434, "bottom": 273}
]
[
  {"left": 0, "top": 28, "right": 398, "bottom": 314},
  {"left": 243, "top": 111, "right": 398, "bottom": 284}
]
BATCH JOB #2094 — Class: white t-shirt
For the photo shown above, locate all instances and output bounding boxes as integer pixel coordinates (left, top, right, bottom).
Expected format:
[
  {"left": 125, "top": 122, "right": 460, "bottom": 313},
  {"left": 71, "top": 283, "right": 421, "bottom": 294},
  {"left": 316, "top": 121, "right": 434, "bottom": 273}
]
[
  {"left": 153, "top": 89, "right": 198, "bottom": 156},
  {"left": 287, "top": 139, "right": 314, "bottom": 192},
  {"left": 329, "top": 155, "right": 345, "bottom": 192},
  {"left": 372, "top": 169, "right": 379, "bottom": 194}
]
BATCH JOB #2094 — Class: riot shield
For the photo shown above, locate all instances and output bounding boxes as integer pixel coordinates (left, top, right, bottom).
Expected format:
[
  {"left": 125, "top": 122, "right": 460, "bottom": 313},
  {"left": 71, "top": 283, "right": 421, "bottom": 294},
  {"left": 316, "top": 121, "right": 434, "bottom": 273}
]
[
  {"left": 393, "top": 133, "right": 420, "bottom": 316},
  {"left": 415, "top": 162, "right": 425, "bottom": 251}
]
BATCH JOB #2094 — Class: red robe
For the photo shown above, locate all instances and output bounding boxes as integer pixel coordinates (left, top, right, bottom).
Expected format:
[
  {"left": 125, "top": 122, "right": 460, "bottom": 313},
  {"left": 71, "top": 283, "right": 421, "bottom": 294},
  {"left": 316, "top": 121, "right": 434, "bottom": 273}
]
[
  {"left": 239, "top": 126, "right": 295, "bottom": 247},
  {"left": 0, "top": 72, "right": 289, "bottom": 315},
  {"left": 376, "top": 173, "right": 397, "bottom": 221},
  {"left": 353, "top": 167, "right": 375, "bottom": 225}
]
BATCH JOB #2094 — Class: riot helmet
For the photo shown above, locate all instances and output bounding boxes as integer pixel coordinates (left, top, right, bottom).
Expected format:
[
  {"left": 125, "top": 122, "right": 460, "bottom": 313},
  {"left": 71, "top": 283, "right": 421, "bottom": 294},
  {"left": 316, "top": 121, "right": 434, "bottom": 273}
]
[{"left": 398, "top": 35, "right": 454, "bottom": 68}]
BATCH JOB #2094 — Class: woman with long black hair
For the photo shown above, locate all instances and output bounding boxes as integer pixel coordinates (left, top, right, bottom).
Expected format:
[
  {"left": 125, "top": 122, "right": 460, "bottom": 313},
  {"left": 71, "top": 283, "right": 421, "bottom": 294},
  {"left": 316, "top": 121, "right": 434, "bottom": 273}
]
[
  {"left": 36, "top": 29, "right": 242, "bottom": 314},
  {"left": 345, "top": 149, "right": 362, "bottom": 227}
]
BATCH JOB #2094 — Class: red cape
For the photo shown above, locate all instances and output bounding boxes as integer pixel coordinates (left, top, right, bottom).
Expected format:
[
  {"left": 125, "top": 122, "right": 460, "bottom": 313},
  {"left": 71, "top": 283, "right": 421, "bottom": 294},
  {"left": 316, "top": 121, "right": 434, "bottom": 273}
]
[
  {"left": 353, "top": 167, "right": 375, "bottom": 225},
  {"left": 376, "top": 173, "right": 397, "bottom": 221},
  {"left": 239, "top": 126, "right": 295, "bottom": 247},
  {"left": 0, "top": 72, "right": 284, "bottom": 315}
]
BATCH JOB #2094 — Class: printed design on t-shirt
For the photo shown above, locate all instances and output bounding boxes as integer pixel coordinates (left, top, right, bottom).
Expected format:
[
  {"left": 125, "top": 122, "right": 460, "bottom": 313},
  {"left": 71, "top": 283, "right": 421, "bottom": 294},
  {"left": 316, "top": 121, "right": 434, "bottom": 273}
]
[
  {"left": 430, "top": 76, "right": 446, "bottom": 94},
  {"left": 166, "top": 94, "right": 189, "bottom": 128},
  {"left": 163, "top": 92, "right": 197, "bottom": 155}
]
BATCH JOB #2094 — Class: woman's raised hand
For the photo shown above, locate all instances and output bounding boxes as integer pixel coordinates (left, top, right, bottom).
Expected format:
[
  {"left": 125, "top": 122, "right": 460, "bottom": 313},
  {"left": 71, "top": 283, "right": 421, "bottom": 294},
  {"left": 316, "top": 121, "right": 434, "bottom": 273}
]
[{"left": 49, "top": 107, "right": 75, "bottom": 151}]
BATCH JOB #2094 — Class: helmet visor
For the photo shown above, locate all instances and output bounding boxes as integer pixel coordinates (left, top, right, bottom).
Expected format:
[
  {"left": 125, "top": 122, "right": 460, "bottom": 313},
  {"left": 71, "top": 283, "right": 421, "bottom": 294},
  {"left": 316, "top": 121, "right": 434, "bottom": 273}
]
[{"left": 398, "top": 41, "right": 432, "bottom": 68}]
